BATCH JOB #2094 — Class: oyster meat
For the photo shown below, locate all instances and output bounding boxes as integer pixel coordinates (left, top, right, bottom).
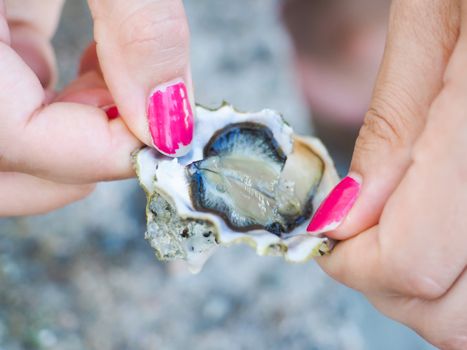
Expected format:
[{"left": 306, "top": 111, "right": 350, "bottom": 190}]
[{"left": 135, "top": 104, "right": 339, "bottom": 272}]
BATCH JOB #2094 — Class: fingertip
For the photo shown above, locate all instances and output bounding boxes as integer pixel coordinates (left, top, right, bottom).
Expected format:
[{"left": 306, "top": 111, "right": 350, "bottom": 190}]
[
  {"left": 88, "top": 0, "right": 192, "bottom": 155},
  {"left": 147, "top": 79, "right": 194, "bottom": 158},
  {"left": 307, "top": 174, "right": 362, "bottom": 238}
]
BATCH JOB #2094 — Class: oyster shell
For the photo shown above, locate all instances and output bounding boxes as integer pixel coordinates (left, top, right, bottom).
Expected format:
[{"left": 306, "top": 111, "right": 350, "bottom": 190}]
[{"left": 135, "top": 104, "right": 339, "bottom": 272}]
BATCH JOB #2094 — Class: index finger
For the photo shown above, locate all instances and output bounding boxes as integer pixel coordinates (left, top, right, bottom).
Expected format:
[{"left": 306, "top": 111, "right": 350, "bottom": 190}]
[
  {"left": 317, "top": 0, "right": 463, "bottom": 296},
  {"left": 317, "top": 0, "right": 460, "bottom": 241},
  {"left": 319, "top": 46, "right": 467, "bottom": 303}
]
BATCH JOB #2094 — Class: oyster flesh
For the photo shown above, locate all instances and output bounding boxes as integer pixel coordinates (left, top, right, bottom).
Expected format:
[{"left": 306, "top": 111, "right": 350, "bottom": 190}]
[{"left": 135, "top": 104, "right": 339, "bottom": 272}]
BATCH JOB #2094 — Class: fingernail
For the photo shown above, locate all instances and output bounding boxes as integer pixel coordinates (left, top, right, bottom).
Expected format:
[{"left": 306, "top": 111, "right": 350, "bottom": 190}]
[
  {"left": 307, "top": 175, "right": 361, "bottom": 235},
  {"left": 103, "top": 104, "right": 119, "bottom": 120},
  {"left": 147, "top": 79, "right": 194, "bottom": 157}
]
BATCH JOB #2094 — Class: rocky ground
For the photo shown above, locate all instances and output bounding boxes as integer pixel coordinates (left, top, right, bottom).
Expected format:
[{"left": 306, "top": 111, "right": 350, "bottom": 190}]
[{"left": 0, "top": 1, "right": 433, "bottom": 349}]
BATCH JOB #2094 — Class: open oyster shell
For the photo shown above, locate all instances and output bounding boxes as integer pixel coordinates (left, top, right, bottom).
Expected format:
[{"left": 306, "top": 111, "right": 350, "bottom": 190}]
[{"left": 135, "top": 104, "right": 339, "bottom": 272}]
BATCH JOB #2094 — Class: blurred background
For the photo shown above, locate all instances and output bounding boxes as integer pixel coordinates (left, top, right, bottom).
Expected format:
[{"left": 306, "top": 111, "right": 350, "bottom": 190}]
[{"left": 0, "top": 1, "right": 435, "bottom": 349}]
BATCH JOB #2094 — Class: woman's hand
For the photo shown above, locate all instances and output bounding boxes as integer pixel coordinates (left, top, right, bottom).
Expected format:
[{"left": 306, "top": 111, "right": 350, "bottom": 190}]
[
  {"left": 0, "top": 0, "right": 193, "bottom": 216},
  {"left": 307, "top": 1, "right": 467, "bottom": 348}
]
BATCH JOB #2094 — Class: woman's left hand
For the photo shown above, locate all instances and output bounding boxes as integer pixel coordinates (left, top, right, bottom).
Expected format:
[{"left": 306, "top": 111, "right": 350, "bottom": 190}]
[
  {"left": 307, "top": 1, "right": 467, "bottom": 348},
  {"left": 0, "top": 0, "right": 192, "bottom": 216}
]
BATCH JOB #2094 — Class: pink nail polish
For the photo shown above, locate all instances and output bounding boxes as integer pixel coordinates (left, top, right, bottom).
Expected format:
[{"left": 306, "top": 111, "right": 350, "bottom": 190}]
[
  {"left": 103, "top": 105, "right": 119, "bottom": 120},
  {"left": 147, "top": 80, "right": 194, "bottom": 157},
  {"left": 307, "top": 175, "right": 361, "bottom": 235}
]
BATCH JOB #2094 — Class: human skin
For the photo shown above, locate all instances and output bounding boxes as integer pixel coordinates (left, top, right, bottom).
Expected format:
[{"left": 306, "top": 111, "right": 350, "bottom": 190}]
[
  {"left": 308, "top": 1, "right": 467, "bottom": 348},
  {"left": 0, "top": 0, "right": 192, "bottom": 214},
  {"left": 0, "top": 0, "right": 466, "bottom": 348}
]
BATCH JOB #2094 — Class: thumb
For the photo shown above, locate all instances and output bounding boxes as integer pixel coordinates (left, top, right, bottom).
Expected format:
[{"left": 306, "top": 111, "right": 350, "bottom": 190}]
[
  {"left": 307, "top": 0, "right": 460, "bottom": 239},
  {"left": 87, "top": 0, "right": 193, "bottom": 157}
]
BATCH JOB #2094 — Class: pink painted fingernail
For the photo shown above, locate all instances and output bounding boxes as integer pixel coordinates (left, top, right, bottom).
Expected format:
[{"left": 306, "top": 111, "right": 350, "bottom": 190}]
[
  {"left": 307, "top": 175, "right": 361, "bottom": 235},
  {"left": 103, "top": 105, "right": 119, "bottom": 120},
  {"left": 147, "top": 80, "right": 194, "bottom": 157}
]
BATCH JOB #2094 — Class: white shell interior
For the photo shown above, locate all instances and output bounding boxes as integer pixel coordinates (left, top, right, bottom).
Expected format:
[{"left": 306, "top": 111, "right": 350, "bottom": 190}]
[{"left": 136, "top": 105, "right": 339, "bottom": 269}]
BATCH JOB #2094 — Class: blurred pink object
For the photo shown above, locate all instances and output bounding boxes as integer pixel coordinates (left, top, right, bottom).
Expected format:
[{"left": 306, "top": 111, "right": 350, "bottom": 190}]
[
  {"left": 282, "top": 0, "right": 389, "bottom": 126},
  {"left": 282, "top": 0, "right": 389, "bottom": 164}
]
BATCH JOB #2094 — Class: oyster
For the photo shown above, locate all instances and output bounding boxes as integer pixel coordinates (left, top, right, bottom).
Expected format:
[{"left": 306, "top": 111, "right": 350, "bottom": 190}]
[{"left": 135, "top": 104, "right": 339, "bottom": 272}]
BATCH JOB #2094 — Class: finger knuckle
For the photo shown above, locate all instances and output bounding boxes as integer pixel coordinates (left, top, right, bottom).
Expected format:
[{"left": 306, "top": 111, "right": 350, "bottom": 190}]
[
  {"left": 362, "top": 107, "right": 402, "bottom": 145},
  {"left": 118, "top": 2, "right": 189, "bottom": 66},
  {"left": 381, "top": 250, "right": 449, "bottom": 300},
  {"left": 355, "top": 98, "right": 413, "bottom": 156},
  {"left": 404, "top": 271, "right": 448, "bottom": 300}
]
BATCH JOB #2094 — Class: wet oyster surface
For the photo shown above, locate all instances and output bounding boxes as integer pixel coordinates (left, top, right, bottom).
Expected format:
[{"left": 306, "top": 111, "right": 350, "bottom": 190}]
[
  {"left": 135, "top": 104, "right": 339, "bottom": 270},
  {"left": 187, "top": 122, "right": 324, "bottom": 236}
]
